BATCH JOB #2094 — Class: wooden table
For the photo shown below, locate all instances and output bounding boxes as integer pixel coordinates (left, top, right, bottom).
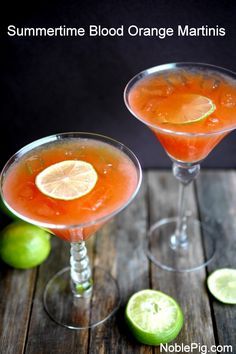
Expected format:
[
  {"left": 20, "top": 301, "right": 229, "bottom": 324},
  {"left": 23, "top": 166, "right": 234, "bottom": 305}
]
[{"left": 0, "top": 170, "right": 235, "bottom": 354}]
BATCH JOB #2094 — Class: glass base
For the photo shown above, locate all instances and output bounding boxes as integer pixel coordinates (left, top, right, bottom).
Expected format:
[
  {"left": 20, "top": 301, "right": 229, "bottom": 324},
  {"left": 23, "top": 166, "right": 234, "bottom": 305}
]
[
  {"left": 147, "top": 217, "right": 216, "bottom": 272},
  {"left": 43, "top": 266, "right": 121, "bottom": 329}
]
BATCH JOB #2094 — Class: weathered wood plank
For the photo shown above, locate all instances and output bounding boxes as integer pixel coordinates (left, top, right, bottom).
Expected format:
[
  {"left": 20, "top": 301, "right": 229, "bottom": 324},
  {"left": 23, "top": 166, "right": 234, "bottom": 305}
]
[
  {"left": 0, "top": 263, "right": 37, "bottom": 354},
  {"left": 148, "top": 171, "right": 216, "bottom": 353},
  {"left": 25, "top": 236, "right": 94, "bottom": 354},
  {"left": 196, "top": 170, "right": 236, "bottom": 349},
  {"left": 0, "top": 214, "right": 37, "bottom": 354},
  {"left": 88, "top": 177, "right": 152, "bottom": 354}
]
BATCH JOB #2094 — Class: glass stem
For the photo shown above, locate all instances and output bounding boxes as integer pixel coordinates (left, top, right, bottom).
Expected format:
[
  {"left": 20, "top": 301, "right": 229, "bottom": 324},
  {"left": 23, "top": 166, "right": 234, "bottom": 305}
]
[
  {"left": 70, "top": 242, "right": 93, "bottom": 297},
  {"left": 170, "top": 161, "right": 200, "bottom": 249}
]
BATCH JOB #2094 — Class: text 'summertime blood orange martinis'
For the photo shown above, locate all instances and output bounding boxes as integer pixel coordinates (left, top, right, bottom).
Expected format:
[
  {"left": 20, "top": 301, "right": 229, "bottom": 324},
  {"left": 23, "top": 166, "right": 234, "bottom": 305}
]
[
  {"left": 2, "top": 138, "right": 138, "bottom": 241},
  {"left": 128, "top": 69, "right": 236, "bottom": 162}
]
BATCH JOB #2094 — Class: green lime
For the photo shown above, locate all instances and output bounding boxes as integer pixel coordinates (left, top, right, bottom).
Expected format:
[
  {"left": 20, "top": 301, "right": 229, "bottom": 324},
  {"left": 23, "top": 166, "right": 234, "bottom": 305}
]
[
  {"left": 125, "top": 289, "right": 184, "bottom": 346},
  {"left": 159, "top": 94, "right": 215, "bottom": 125},
  {"left": 207, "top": 268, "right": 236, "bottom": 304},
  {"left": 0, "top": 221, "right": 51, "bottom": 269}
]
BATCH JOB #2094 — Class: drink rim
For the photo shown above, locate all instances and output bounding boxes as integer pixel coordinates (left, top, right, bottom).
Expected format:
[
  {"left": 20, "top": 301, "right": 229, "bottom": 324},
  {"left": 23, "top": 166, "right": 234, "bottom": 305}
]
[
  {"left": 0, "top": 132, "right": 142, "bottom": 230},
  {"left": 124, "top": 62, "right": 236, "bottom": 137}
]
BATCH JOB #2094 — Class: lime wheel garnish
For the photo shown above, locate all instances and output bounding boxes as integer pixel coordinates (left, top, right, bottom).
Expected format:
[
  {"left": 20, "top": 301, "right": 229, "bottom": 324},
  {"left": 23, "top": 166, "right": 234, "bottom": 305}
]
[
  {"left": 35, "top": 160, "right": 98, "bottom": 200},
  {"left": 157, "top": 94, "right": 215, "bottom": 124}
]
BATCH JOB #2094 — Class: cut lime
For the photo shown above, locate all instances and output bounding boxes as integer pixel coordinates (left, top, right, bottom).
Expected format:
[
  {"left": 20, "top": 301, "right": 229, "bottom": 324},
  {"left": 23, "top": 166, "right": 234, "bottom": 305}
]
[
  {"left": 157, "top": 94, "right": 215, "bottom": 124},
  {"left": 207, "top": 268, "right": 236, "bottom": 304},
  {"left": 35, "top": 160, "right": 98, "bottom": 201},
  {"left": 125, "top": 290, "right": 184, "bottom": 346}
]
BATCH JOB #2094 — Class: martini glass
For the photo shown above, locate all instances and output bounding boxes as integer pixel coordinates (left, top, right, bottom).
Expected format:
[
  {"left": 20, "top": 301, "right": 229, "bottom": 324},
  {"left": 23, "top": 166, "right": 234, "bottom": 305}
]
[
  {"left": 124, "top": 62, "right": 236, "bottom": 272},
  {"left": 0, "top": 132, "right": 142, "bottom": 328}
]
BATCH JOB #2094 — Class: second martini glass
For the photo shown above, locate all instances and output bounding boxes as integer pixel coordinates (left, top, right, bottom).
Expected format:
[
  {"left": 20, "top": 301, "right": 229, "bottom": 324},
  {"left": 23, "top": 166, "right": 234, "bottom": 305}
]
[
  {"left": 124, "top": 62, "right": 236, "bottom": 272},
  {"left": 0, "top": 132, "right": 142, "bottom": 328}
]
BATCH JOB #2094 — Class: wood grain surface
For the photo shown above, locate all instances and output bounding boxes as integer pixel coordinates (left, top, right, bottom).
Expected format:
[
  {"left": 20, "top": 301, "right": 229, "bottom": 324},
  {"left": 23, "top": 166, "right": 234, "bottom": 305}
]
[{"left": 0, "top": 170, "right": 235, "bottom": 354}]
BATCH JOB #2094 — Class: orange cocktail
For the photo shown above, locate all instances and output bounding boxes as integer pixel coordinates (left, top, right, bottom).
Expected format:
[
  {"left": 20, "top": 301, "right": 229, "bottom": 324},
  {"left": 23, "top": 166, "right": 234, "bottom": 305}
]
[
  {"left": 2, "top": 136, "right": 138, "bottom": 241},
  {"left": 124, "top": 63, "right": 236, "bottom": 273},
  {"left": 128, "top": 68, "right": 236, "bottom": 162},
  {"left": 0, "top": 132, "right": 141, "bottom": 329}
]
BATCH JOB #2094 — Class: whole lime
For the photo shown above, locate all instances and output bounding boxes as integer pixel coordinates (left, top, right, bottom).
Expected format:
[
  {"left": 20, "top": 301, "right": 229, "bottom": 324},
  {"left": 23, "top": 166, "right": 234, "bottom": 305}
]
[{"left": 0, "top": 221, "right": 51, "bottom": 269}]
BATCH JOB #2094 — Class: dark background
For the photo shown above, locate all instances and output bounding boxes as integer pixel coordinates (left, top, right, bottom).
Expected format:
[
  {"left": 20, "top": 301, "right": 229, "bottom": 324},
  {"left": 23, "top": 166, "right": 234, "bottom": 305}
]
[{"left": 1, "top": 0, "right": 236, "bottom": 169}]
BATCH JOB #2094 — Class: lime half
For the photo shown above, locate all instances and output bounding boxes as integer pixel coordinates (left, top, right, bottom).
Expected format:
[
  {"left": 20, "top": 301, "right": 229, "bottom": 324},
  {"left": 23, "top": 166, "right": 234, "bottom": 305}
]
[
  {"left": 158, "top": 94, "right": 216, "bottom": 124},
  {"left": 125, "top": 290, "right": 184, "bottom": 346},
  {"left": 207, "top": 268, "right": 236, "bottom": 304}
]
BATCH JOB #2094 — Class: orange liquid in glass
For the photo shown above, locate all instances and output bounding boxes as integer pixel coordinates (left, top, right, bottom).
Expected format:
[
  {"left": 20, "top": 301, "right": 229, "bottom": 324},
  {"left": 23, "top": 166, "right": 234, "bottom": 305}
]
[
  {"left": 129, "top": 69, "right": 236, "bottom": 162},
  {"left": 3, "top": 139, "right": 138, "bottom": 241}
]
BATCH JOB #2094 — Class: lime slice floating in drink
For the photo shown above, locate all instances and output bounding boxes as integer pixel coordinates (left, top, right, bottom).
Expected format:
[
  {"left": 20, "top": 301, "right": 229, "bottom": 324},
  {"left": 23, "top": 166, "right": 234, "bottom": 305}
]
[
  {"left": 158, "top": 94, "right": 216, "bottom": 124},
  {"left": 207, "top": 268, "right": 236, "bottom": 304},
  {"left": 125, "top": 290, "right": 184, "bottom": 346},
  {"left": 36, "top": 160, "right": 98, "bottom": 200}
]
